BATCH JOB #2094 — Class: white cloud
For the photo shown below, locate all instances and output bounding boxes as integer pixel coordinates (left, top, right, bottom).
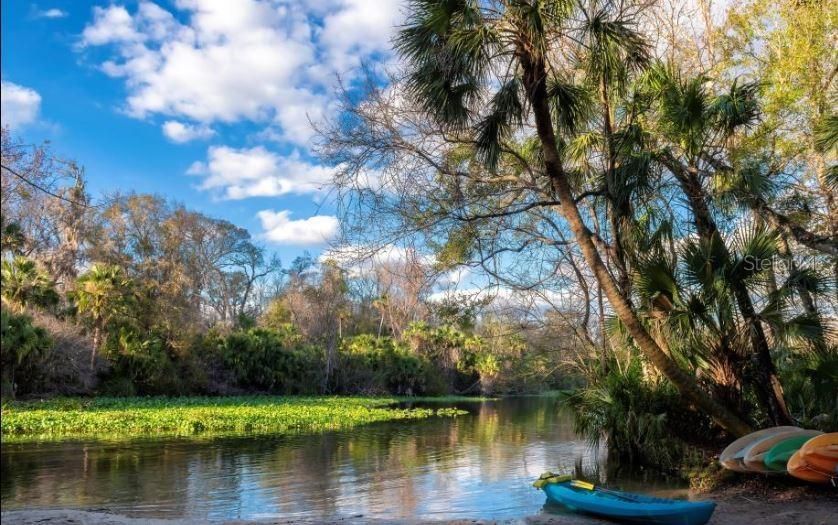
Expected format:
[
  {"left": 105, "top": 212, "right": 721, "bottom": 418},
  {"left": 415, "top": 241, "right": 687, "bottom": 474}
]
[
  {"left": 162, "top": 120, "right": 214, "bottom": 143},
  {"left": 257, "top": 210, "right": 339, "bottom": 246},
  {"left": 320, "top": 0, "right": 404, "bottom": 72},
  {"left": 438, "top": 267, "right": 471, "bottom": 286},
  {"left": 320, "top": 244, "right": 437, "bottom": 279},
  {"left": 79, "top": 0, "right": 403, "bottom": 146},
  {"left": 426, "top": 286, "right": 573, "bottom": 312},
  {"left": 1, "top": 81, "right": 42, "bottom": 128},
  {"left": 81, "top": 5, "right": 143, "bottom": 45},
  {"left": 188, "top": 145, "right": 334, "bottom": 199},
  {"left": 36, "top": 8, "right": 68, "bottom": 19}
]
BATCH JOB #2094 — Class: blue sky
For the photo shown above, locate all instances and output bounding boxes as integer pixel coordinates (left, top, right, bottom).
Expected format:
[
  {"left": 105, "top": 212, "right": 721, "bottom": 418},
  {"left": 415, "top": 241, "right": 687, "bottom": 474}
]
[{"left": 1, "top": 0, "right": 404, "bottom": 265}]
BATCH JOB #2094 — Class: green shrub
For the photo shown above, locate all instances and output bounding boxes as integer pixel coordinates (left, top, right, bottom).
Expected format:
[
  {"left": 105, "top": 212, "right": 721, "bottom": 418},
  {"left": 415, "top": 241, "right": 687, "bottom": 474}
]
[
  {"left": 564, "top": 357, "right": 712, "bottom": 471},
  {"left": 93, "top": 328, "right": 177, "bottom": 395},
  {"left": 0, "top": 309, "right": 54, "bottom": 398},
  {"left": 0, "top": 257, "right": 59, "bottom": 312},
  {"left": 97, "top": 375, "right": 137, "bottom": 397},
  {"left": 337, "top": 334, "right": 427, "bottom": 394},
  {"left": 780, "top": 348, "right": 838, "bottom": 431},
  {"left": 216, "top": 326, "right": 322, "bottom": 394},
  {"left": 404, "top": 322, "right": 485, "bottom": 392}
]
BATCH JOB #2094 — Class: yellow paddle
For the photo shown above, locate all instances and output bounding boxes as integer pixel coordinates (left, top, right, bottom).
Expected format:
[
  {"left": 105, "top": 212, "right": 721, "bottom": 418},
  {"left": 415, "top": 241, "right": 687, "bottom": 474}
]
[
  {"left": 533, "top": 472, "right": 642, "bottom": 502},
  {"left": 570, "top": 479, "right": 644, "bottom": 502}
]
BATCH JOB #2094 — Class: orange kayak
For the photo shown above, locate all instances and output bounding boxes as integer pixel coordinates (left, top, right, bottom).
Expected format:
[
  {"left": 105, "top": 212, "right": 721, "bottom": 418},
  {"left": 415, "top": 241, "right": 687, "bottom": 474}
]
[
  {"left": 787, "top": 450, "right": 834, "bottom": 484},
  {"left": 798, "top": 432, "right": 838, "bottom": 477}
]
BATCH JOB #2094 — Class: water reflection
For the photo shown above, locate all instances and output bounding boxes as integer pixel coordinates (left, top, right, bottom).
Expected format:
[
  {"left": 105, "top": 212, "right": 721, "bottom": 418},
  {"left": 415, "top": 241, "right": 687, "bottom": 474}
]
[{"left": 1, "top": 398, "right": 685, "bottom": 521}]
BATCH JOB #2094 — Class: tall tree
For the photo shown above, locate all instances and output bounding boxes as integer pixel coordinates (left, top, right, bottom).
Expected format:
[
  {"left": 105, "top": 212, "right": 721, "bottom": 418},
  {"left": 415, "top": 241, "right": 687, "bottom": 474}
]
[
  {"left": 722, "top": 0, "right": 838, "bottom": 289},
  {"left": 648, "top": 68, "right": 794, "bottom": 424}
]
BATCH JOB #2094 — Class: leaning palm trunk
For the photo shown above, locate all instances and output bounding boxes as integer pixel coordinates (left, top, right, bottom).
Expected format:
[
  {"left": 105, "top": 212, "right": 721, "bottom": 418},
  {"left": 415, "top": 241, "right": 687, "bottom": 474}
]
[{"left": 519, "top": 52, "right": 752, "bottom": 437}]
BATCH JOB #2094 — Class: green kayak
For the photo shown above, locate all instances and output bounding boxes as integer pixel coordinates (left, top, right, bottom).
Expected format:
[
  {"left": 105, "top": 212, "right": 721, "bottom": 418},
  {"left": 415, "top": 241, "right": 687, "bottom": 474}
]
[{"left": 764, "top": 434, "right": 817, "bottom": 472}]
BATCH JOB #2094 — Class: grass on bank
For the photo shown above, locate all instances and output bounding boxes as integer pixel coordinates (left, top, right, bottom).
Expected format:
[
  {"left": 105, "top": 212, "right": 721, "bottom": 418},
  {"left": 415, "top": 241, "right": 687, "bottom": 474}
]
[{"left": 1, "top": 395, "right": 477, "bottom": 442}]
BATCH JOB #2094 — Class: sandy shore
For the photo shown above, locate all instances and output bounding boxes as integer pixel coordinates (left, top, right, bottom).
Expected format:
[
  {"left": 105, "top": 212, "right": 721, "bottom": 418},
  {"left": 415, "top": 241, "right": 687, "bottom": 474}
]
[{"left": 3, "top": 486, "right": 835, "bottom": 525}]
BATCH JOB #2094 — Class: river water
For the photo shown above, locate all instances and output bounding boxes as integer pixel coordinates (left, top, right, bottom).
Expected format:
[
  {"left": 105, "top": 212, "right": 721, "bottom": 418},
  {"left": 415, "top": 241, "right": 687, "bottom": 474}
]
[{"left": 0, "top": 397, "right": 687, "bottom": 521}]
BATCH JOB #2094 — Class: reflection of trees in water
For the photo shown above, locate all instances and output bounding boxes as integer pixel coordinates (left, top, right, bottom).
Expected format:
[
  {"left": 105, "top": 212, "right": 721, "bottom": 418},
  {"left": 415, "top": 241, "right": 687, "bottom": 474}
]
[
  {"left": 1, "top": 441, "right": 197, "bottom": 514},
  {"left": 1, "top": 398, "right": 610, "bottom": 519}
]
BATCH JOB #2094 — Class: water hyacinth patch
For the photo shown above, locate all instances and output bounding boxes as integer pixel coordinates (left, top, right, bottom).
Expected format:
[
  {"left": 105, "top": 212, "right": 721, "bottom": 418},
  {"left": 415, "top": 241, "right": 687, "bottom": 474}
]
[{"left": 1, "top": 396, "right": 469, "bottom": 442}]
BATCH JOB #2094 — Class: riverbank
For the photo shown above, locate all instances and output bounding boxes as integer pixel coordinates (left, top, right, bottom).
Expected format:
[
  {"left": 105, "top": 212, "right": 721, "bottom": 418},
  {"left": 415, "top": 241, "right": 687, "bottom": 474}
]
[
  {"left": 2, "top": 485, "right": 835, "bottom": 524},
  {"left": 0, "top": 395, "right": 474, "bottom": 441}
]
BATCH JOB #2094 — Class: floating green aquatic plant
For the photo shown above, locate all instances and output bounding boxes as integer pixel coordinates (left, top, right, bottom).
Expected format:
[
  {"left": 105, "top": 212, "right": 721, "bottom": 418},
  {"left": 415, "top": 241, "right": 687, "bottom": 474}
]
[{"left": 1, "top": 396, "right": 470, "bottom": 442}]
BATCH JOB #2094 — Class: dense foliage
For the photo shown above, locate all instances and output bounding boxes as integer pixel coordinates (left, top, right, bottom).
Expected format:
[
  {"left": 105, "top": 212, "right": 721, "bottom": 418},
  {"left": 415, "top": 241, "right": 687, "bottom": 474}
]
[
  {"left": 1, "top": 123, "right": 569, "bottom": 399},
  {"left": 0, "top": 310, "right": 53, "bottom": 397},
  {"left": 565, "top": 356, "right": 716, "bottom": 471}
]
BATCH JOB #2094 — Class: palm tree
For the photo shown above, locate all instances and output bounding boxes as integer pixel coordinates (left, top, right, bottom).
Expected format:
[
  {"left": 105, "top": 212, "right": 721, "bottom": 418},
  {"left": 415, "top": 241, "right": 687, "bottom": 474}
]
[
  {"left": 576, "top": 6, "right": 653, "bottom": 298},
  {"left": 633, "top": 221, "right": 829, "bottom": 415},
  {"left": 372, "top": 295, "right": 389, "bottom": 337},
  {"left": 0, "top": 256, "right": 59, "bottom": 312},
  {"left": 73, "top": 264, "right": 135, "bottom": 367},
  {"left": 397, "top": 0, "right": 751, "bottom": 435},
  {"left": 644, "top": 68, "right": 801, "bottom": 424}
]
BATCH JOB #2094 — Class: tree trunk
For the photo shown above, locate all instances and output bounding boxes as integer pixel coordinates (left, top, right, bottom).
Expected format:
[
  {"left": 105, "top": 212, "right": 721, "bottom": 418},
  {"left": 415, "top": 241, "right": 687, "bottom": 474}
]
[
  {"left": 754, "top": 198, "right": 838, "bottom": 256},
  {"left": 587, "top": 202, "right": 611, "bottom": 371},
  {"left": 91, "top": 325, "right": 100, "bottom": 369},
  {"left": 518, "top": 50, "right": 752, "bottom": 437},
  {"left": 600, "top": 77, "right": 633, "bottom": 298}
]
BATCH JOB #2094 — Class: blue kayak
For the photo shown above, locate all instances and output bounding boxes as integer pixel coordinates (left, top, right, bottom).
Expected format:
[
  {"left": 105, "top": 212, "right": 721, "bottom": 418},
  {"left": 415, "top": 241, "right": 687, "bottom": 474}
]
[{"left": 542, "top": 480, "right": 716, "bottom": 525}]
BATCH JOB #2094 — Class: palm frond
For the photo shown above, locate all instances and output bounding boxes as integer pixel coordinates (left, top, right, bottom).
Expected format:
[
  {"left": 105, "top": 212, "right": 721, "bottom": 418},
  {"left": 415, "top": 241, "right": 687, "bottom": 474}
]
[
  {"left": 566, "top": 131, "right": 603, "bottom": 162},
  {"left": 505, "top": 0, "right": 574, "bottom": 59},
  {"left": 772, "top": 313, "right": 830, "bottom": 347},
  {"left": 825, "top": 164, "right": 838, "bottom": 192},
  {"left": 787, "top": 267, "right": 827, "bottom": 294},
  {"left": 397, "top": 0, "right": 492, "bottom": 129},
  {"left": 729, "top": 223, "right": 779, "bottom": 282},
  {"left": 814, "top": 114, "right": 838, "bottom": 153},
  {"left": 634, "top": 253, "right": 678, "bottom": 308},
  {"left": 710, "top": 79, "right": 760, "bottom": 135},
  {"left": 713, "top": 158, "right": 776, "bottom": 207},
  {"left": 582, "top": 8, "right": 650, "bottom": 89},
  {"left": 681, "top": 234, "right": 729, "bottom": 294},
  {"left": 476, "top": 77, "right": 524, "bottom": 170},
  {"left": 547, "top": 77, "right": 593, "bottom": 134}
]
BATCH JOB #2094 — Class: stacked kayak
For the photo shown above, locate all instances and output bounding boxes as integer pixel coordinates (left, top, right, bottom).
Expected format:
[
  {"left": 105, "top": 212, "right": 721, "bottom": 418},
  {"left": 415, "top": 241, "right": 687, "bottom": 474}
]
[
  {"left": 533, "top": 473, "right": 716, "bottom": 525},
  {"left": 743, "top": 429, "right": 822, "bottom": 473},
  {"left": 764, "top": 434, "right": 816, "bottom": 472},
  {"left": 719, "top": 427, "right": 838, "bottom": 483},
  {"left": 787, "top": 433, "right": 838, "bottom": 484},
  {"left": 719, "top": 426, "right": 800, "bottom": 472}
]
